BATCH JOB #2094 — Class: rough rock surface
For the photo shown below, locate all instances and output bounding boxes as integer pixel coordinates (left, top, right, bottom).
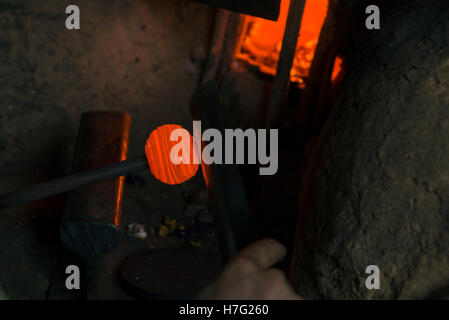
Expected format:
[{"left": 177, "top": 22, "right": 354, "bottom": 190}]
[{"left": 291, "top": 0, "right": 449, "bottom": 299}]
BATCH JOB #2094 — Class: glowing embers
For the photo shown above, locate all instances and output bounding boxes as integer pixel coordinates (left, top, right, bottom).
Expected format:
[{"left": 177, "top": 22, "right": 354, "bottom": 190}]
[
  {"left": 145, "top": 124, "right": 199, "bottom": 185},
  {"left": 233, "top": 0, "right": 329, "bottom": 86}
]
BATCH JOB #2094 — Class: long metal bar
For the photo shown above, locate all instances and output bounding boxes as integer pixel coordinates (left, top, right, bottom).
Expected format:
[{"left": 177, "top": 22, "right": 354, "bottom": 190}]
[
  {"left": 0, "top": 156, "right": 148, "bottom": 209},
  {"left": 190, "top": 80, "right": 257, "bottom": 262},
  {"left": 265, "top": 0, "right": 306, "bottom": 129},
  {"left": 191, "top": 0, "right": 281, "bottom": 21}
]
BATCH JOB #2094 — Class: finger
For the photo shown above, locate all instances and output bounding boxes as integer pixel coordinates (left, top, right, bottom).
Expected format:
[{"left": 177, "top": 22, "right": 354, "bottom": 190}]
[
  {"left": 278, "top": 284, "right": 303, "bottom": 300},
  {"left": 276, "top": 288, "right": 303, "bottom": 300},
  {"left": 263, "top": 269, "right": 302, "bottom": 300},
  {"left": 237, "top": 238, "right": 287, "bottom": 270}
]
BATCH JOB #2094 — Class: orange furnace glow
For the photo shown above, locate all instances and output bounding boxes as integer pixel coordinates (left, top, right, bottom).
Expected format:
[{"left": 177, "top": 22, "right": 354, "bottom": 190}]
[{"left": 233, "top": 0, "right": 338, "bottom": 87}]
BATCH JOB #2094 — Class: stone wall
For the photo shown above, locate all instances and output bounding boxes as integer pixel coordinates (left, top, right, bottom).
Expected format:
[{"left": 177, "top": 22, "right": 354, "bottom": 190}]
[{"left": 291, "top": 0, "right": 449, "bottom": 299}]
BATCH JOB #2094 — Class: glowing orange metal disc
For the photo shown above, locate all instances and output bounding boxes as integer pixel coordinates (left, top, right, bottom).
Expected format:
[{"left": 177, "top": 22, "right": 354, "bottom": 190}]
[{"left": 145, "top": 124, "right": 199, "bottom": 185}]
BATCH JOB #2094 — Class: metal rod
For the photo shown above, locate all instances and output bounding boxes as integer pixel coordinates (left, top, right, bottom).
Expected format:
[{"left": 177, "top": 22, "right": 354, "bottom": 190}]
[
  {"left": 190, "top": 80, "right": 257, "bottom": 262},
  {"left": 190, "top": 0, "right": 281, "bottom": 21},
  {"left": 0, "top": 156, "right": 148, "bottom": 210},
  {"left": 265, "top": 0, "right": 306, "bottom": 129}
]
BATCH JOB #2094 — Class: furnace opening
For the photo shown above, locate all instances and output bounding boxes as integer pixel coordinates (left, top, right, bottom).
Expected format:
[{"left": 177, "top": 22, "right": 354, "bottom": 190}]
[{"left": 232, "top": 0, "right": 340, "bottom": 87}]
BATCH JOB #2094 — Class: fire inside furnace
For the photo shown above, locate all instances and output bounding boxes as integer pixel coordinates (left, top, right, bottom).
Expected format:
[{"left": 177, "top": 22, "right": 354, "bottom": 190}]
[{"left": 233, "top": 0, "right": 341, "bottom": 87}]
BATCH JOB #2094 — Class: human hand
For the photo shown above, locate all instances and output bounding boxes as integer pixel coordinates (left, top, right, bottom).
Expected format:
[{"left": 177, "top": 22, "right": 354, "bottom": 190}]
[{"left": 199, "top": 239, "right": 302, "bottom": 300}]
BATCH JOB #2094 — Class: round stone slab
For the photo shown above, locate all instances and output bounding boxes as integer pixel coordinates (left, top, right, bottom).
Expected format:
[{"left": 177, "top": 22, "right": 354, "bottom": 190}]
[{"left": 119, "top": 247, "right": 222, "bottom": 299}]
